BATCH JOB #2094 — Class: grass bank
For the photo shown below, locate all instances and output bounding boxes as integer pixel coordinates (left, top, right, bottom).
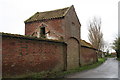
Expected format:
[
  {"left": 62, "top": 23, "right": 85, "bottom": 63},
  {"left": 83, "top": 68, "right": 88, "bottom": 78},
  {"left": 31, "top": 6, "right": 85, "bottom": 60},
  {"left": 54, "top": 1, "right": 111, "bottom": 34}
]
[{"left": 3, "top": 58, "right": 106, "bottom": 79}]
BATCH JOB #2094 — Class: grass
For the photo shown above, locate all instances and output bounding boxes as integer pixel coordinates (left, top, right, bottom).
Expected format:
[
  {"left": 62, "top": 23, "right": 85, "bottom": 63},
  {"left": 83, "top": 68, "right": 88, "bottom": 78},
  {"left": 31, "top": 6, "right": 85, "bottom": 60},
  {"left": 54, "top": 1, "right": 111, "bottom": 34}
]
[
  {"left": 98, "top": 58, "right": 106, "bottom": 62},
  {"left": 3, "top": 58, "right": 106, "bottom": 79},
  {"left": 116, "top": 58, "right": 120, "bottom": 61},
  {"left": 53, "top": 57, "right": 107, "bottom": 78}
]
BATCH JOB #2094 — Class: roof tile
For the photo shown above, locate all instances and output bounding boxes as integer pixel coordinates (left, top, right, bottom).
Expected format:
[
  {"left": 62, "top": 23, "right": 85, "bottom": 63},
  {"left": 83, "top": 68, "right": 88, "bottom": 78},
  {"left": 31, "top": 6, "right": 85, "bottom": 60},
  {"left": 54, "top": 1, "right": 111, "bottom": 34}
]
[{"left": 25, "top": 7, "right": 70, "bottom": 23}]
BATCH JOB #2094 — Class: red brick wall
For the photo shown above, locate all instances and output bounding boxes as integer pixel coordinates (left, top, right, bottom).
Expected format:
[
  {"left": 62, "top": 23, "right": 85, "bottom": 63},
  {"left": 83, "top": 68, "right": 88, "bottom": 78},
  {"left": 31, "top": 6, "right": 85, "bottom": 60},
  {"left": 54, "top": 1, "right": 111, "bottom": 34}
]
[
  {"left": 80, "top": 46, "right": 97, "bottom": 66},
  {"left": 2, "top": 34, "right": 67, "bottom": 77}
]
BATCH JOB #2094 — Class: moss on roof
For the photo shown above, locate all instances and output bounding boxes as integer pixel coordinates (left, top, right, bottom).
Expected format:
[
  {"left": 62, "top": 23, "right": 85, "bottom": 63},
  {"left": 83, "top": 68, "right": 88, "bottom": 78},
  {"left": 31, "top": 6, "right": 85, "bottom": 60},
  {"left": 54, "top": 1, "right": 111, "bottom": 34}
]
[
  {"left": 81, "top": 40, "right": 93, "bottom": 48},
  {"left": 25, "top": 7, "right": 70, "bottom": 23}
]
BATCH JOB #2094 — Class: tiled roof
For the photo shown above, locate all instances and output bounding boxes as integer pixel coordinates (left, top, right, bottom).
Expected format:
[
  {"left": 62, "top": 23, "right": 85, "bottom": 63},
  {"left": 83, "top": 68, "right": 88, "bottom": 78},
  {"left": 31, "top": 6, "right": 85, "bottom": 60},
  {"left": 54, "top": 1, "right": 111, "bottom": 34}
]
[
  {"left": 25, "top": 6, "right": 70, "bottom": 23},
  {"left": 81, "top": 40, "right": 93, "bottom": 48}
]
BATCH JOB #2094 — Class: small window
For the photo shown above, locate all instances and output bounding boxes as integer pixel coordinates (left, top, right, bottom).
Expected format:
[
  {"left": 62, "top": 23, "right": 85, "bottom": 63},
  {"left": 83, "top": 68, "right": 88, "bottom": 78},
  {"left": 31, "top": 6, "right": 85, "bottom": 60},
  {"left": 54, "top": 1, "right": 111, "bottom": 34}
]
[
  {"left": 40, "top": 27, "right": 46, "bottom": 38},
  {"left": 72, "top": 22, "right": 75, "bottom": 25}
]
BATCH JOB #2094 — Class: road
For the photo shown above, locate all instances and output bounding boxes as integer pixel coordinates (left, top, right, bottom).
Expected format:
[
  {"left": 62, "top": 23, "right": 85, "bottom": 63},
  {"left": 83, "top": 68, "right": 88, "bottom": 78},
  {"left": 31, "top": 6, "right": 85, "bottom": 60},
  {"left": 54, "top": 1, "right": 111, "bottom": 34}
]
[{"left": 65, "top": 58, "right": 119, "bottom": 78}]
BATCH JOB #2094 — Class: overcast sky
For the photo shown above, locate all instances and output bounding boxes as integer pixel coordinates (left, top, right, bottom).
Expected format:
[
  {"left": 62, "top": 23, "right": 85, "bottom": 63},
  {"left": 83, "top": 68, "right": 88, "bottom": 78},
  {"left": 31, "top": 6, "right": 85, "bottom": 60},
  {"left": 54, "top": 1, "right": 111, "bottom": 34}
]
[{"left": 0, "top": 0, "right": 119, "bottom": 51}]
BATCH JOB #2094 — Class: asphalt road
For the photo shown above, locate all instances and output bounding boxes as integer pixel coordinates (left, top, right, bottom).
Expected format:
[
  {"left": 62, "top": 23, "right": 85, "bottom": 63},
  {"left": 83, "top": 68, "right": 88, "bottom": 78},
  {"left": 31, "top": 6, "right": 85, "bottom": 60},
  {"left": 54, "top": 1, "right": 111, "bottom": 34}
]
[{"left": 65, "top": 58, "right": 119, "bottom": 78}]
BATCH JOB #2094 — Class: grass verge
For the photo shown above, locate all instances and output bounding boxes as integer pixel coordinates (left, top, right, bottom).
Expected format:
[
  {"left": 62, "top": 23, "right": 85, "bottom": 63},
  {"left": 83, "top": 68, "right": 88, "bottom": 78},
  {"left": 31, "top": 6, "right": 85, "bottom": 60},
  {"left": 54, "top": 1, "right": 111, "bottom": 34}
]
[
  {"left": 52, "top": 58, "right": 106, "bottom": 78},
  {"left": 116, "top": 58, "right": 120, "bottom": 61},
  {"left": 3, "top": 58, "right": 106, "bottom": 79}
]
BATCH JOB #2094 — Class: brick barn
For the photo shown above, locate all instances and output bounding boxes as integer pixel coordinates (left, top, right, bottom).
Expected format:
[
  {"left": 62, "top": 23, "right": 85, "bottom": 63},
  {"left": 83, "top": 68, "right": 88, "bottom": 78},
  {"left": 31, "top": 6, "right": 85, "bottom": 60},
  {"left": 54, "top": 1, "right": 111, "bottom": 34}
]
[
  {"left": 1, "top": 5, "right": 98, "bottom": 77},
  {"left": 25, "top": 5, "right": 81, "bottom": 70}
]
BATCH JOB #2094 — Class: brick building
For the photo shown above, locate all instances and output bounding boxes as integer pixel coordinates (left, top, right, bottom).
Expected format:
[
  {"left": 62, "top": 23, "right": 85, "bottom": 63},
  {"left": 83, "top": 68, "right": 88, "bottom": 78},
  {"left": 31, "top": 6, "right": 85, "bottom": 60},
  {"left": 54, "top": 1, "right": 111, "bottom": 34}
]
[
  {"left": 1, "top": 5, "right": 98, "bottom": 77},
  {"left": 25, "top": 5, "right": 81, "bottom": 70}
]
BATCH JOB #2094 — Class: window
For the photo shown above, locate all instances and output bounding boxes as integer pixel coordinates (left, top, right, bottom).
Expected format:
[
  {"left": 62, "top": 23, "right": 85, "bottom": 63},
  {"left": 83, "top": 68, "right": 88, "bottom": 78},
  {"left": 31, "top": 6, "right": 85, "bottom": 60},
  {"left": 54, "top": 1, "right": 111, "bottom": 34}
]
[
  {"left": 72, "top": 22, "right": 75, "bottom": 26},
  {"left": 40, "top": 26, "right": 46, "bottom": 38}
]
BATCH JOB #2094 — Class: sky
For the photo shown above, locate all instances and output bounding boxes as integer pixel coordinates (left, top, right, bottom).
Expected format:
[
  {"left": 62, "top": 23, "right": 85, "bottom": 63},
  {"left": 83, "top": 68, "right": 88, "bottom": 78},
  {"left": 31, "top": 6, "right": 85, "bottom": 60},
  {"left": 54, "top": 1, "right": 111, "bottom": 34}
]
[{"left": 0, "top": 0, "right": 119, "bottom": 52}]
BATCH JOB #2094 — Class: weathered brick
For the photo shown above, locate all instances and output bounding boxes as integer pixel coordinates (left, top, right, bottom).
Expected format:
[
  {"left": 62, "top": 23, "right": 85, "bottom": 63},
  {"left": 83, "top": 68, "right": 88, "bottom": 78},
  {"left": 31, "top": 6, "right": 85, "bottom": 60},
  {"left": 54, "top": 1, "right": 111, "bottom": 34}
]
[
  {"left": 2, "top": 36, "right": 67, "bottom": 77},
  {"left": 80, "top": 47, "right": 97, "bottom": 66}
]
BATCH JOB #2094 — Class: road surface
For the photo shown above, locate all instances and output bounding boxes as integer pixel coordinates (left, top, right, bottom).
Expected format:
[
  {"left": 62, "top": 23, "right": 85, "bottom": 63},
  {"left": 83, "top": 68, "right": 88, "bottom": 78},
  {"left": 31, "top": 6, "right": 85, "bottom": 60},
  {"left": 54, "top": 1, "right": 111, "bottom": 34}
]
[{"left": 65, "top": 58, "right": 119, "bottom": 78}]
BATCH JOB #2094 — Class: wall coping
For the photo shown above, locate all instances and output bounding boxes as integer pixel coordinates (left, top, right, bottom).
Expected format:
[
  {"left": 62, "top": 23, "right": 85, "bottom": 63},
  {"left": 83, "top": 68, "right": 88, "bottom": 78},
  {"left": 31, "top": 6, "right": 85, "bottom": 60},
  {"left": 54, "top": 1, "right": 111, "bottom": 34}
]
[
  {"left": 81, "top": 45, "right": 102, "bottom": 52},
  {"left": 0, "top": 32, "right": 67, "bottom": 45}
]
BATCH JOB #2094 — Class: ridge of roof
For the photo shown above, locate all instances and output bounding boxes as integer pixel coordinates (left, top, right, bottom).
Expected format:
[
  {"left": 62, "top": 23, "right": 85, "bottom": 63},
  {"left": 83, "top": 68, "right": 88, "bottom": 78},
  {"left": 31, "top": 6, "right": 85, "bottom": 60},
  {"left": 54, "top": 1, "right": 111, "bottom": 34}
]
[
  {"left": 25, "top": 6, "right": 72, "bottom": 23},
  {"left": 63, "top": 5, "right": 73, "bottom": 16}
]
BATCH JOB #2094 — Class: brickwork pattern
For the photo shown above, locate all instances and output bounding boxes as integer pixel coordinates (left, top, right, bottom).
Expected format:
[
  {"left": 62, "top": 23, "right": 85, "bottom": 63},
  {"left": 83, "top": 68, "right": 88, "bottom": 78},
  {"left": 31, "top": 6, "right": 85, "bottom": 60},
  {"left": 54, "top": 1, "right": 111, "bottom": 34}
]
[
  {"left": 80, "top": 47, "right": 97, "bottom": 66},
  {"left": 2, "top": 36, "right": 66, "bottom": 77}
]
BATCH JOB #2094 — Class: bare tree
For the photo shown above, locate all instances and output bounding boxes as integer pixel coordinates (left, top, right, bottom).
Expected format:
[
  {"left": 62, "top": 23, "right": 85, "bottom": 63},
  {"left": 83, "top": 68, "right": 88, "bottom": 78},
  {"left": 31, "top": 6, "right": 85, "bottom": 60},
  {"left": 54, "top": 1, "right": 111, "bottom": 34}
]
[{"left": 88, "top": 17, "right": 104, "bottom": 50}]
